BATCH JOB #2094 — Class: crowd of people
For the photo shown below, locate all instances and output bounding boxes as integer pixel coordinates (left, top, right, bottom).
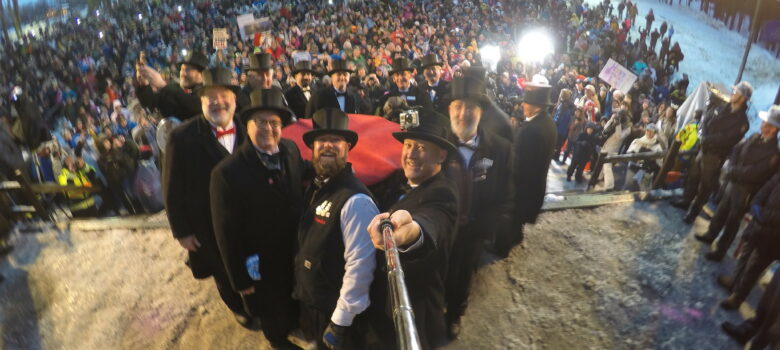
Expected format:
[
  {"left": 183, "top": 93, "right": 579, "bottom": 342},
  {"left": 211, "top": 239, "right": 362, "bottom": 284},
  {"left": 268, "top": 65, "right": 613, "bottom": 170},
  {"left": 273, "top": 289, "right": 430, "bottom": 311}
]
[{"left": 1, "top": 0, "right": 780, "bottom": 349}]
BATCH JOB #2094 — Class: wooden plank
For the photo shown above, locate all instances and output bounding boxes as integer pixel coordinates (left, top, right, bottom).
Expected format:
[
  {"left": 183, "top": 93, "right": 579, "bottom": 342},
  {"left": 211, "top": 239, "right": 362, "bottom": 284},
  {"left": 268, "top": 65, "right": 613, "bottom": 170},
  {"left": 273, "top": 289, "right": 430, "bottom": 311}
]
[
  {"left": 69, "top": 214, "right": 170, "bottom": 231},
  {"left": 542, "top": 192, "right": 637, "bottom": 211},
  {"left": 29, "top": 183, "right": 103, "bottom": 194}
]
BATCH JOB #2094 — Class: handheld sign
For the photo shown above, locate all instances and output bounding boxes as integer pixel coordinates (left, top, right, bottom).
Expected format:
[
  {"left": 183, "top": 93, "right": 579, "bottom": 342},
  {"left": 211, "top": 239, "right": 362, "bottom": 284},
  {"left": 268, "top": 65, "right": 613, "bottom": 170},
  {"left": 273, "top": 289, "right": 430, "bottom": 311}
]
[{"left": 598, "top": 58, "right": 638, "bottom": 94}]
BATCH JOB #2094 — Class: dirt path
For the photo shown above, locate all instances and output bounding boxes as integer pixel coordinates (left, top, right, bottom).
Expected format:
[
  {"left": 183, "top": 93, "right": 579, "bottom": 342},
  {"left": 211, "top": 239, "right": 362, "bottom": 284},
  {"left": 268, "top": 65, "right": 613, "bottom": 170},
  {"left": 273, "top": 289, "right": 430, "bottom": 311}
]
[{"left": 0, "top": 202, "right": 750, "bottom": 349}]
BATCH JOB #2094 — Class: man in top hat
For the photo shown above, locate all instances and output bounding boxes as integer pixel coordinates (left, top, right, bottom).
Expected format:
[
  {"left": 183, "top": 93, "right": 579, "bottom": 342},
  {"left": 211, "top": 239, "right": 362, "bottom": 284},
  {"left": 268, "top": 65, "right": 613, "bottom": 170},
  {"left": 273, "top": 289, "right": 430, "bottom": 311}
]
[
  {"left": 376, "top": 58, "right": 433, "bottom": 116},
  {"left": 694, "top": 104, "right": 780, "bottom": 264},
  {"left": 136, "top": 50, "right": 208, "bottom": 120},
  {"left": 459, "top": 66, "right": 513, "bottom": 142},
  {"left": 496, "top": 83, "right": 557, "bottom": 257},
  {"left": 285, "top": 60, "right": 315, "bottom": 119},
  {"left": 419, "top": 54, "right": 451, "bottom": 116},
  {"left": 210, "top": 88, "right": 306, "bottom": 350},
  {"left": 367, "top": 110, "right": 459, "bottom": 350},
  {"left": 443, "top": 75, "right": 513, "bottom": 338},
  {"left": 239, "top": 53, "right": 277, "bottom": 111},
  {"left": 294, "top": 108, "right": 378, "bottom": 350},
  {"left": 162, "top": 67, "right": 255, "bottom": 328},
  {"left": 673, "top": 81, "right": 752, "bottom": 224},
  {"left": 306, "top": 60, "right": 362, "bottom": 118}
]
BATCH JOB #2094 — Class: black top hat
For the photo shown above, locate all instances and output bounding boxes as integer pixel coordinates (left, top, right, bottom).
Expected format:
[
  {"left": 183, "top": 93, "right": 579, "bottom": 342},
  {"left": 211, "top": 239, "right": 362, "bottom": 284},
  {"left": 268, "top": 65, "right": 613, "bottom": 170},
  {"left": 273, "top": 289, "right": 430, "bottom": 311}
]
[
  {"left": 239, "top": 87, "right": 295, "bottom": 125},
  {"left": 292, "top": 60, "right": 314, "bottom": 75},
  {"left": 303, "top": 108, "right": 358, "bottom": 149},
  {"left": 460, "top": 66, "right": 487, "bottom": 80},
  {"left": 328, "top": 59, "right": 353, "bottom": 75},
  {"left": 420, "top": 54, "right": 443, "bottom": 69},
  {"left": 390, "top": 58, "right": 415, "bottom": 75},
  {"left": 522, "top": 83, "right": 554, "bottom": 106},
  {"left": 450, "top": 75, "right": 491, "bottom": 107},
  {"left": 246, "top": 53, "right": 273, "bottom": 72},
  {"left": 393, "top": 109, "right": 457, "bottom": 155},
  {"left": 198, "top": 67, "right": 240, "bottom": 96},
  {"left": 179, "top": 51, "right": 209, "bottom": 71}
]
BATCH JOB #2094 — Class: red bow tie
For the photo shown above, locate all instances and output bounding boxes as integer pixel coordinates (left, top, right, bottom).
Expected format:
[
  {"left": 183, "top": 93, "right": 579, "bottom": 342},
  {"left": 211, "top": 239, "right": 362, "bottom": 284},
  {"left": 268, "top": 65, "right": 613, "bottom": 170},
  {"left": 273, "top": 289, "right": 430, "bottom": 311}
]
[{"left": 213, "top": 127, "right": 235, "bottom": 138}]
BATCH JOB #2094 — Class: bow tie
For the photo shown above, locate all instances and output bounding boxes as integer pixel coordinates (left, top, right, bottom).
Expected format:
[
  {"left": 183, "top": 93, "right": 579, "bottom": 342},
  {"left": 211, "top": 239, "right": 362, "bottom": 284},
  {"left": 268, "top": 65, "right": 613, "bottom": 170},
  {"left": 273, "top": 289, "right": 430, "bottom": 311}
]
[
  {"left": 458, "top": 141, "right": 478, "bottom": 151},
  {"left": 302, "top": 87, "right": 310, "bottom": 92},
  {"left": 214, "top": 127, "right": 235, "bottom": 138},
  {"left": 335, "top": 91, "right": 347, "bottom": 97},
  {"left": 314, "top": 176, "right": 329, "bottom": 189}
]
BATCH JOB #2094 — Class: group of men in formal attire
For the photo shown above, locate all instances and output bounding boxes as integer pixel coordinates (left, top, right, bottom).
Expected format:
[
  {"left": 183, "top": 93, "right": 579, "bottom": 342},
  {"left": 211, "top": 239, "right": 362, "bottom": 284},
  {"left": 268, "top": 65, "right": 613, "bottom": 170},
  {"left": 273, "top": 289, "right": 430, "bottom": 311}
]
[{"left": 135, "top": 48, "right": 559, "bottom": 350}]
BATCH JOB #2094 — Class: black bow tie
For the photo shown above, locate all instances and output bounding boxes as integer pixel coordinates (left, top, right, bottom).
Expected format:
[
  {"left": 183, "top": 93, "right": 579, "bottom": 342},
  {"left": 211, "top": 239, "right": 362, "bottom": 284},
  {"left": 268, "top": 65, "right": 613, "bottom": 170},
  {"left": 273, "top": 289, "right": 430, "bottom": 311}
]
[
  {"left": 335, "top": 91, "right": 347, "bottom": 97},
  {"left": 313, "top": 176, "right": 328, "bottom": 189}
]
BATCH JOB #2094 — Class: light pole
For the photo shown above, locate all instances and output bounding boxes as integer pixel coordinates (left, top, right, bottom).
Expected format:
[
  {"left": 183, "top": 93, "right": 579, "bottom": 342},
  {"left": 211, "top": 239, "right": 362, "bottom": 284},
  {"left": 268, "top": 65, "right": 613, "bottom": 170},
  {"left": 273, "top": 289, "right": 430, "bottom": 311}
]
[{"left": 735, "top": 0, "right": 763, "bottom": 84}]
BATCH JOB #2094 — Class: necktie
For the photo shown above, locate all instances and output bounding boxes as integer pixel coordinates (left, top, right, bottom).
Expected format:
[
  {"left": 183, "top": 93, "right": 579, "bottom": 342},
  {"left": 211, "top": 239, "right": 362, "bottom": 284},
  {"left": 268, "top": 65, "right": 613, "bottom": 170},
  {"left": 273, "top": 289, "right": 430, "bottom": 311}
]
[{"left": 214, "top": 127, "right": 235, "bottom": 138}]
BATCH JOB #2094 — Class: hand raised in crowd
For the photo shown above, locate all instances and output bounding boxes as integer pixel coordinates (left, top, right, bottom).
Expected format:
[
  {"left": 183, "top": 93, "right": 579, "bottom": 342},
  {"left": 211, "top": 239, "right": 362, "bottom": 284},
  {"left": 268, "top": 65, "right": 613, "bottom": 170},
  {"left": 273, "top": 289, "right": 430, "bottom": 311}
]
[
  {"left": 135, "top": 64, "right": 166, "bottom": 89},
  {"left": 176, "top": 235, "right": 201, "bottom": 252},
  {"left": 368, "top": 210, "right": 422, "bottom": 250}
]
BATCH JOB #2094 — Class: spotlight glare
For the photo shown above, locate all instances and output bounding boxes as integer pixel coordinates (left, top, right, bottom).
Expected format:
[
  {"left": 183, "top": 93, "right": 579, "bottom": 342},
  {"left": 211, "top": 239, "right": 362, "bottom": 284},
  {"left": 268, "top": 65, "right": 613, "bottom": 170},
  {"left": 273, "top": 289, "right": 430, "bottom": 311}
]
[{"left": 517, "top": 29, "right": 555, "bottom": 63}]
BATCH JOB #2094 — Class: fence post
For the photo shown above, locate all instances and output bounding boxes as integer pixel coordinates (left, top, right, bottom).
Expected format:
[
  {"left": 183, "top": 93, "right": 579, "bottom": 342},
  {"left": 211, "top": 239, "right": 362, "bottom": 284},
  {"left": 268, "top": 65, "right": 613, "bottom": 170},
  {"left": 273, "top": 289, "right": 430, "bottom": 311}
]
[{"left": 587, "top": 151, "right": 607, "bottom": 191}]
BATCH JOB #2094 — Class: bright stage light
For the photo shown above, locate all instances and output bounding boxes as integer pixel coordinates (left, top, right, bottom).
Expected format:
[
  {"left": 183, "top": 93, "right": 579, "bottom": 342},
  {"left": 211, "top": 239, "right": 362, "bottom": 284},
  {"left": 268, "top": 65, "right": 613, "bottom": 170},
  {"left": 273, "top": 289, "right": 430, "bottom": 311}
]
[
  {"left": 98, "top": 31, "right": 104, "bottom": 39},
  {"left": 181, "top": 49, "right": 188, "bottom": 57},
  {"left": 480, "top": 45, "right": 501, "bottom": 72},
  {"left": 517, "top": 30, "right": 554, "bottom": 63}
]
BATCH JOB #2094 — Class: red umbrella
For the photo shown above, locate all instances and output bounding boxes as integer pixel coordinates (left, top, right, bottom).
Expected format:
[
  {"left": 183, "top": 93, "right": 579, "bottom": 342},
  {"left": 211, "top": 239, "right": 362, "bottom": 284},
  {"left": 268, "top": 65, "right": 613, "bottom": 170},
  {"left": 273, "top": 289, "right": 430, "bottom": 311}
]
[{"left": 282, "top": 114, "right": 403, "bottom": 185}]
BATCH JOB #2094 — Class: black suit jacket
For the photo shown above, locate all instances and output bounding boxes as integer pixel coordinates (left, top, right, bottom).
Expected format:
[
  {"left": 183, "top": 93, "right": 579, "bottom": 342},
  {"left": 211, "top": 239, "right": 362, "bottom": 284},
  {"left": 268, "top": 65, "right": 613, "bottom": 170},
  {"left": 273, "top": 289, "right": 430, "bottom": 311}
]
[
  {"left": 209, "top": 139, "right": 305, "bottom": 293},
  {"left": 420, "top": 79, "right": 451, "bottom": 116},
  {"left": 369, "top": 171, "right": 458, "bottom": 349},
  {"left": 458, "top": 128, "right": 513, "bottom": 240},
  {"left": 138, "top": 83, "right": 202, "bottom": 121},
  {"left": 512, "top": 110, "right": 557, "bottom": 225},
  {"left": 305, "top": 86, "right": 360, "bottom": 118},
  {"left": 162, "top": 116, "right": 245, "bottom": 278},
  {"left": 480, "top": 98, "right": 514, "bottom": 142},
  {"left": 284, "top": 85, "right": 310, "bottom": 119}
]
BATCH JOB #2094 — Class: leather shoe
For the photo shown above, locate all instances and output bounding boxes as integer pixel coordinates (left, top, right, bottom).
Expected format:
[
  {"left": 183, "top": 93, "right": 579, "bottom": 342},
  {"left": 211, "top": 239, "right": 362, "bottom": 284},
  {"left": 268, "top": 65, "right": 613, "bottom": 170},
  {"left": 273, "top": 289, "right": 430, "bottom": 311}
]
[
  {"left": 694, "top": 233, "right": 716, "bottom": 243},
  {"left": 717, "top": 275, "right": 734, "bottom": 290},
  {"left": 705, "top": 251, "right": 725, "bottom": 262},
  {"left": 720, "top": 295, "right": 742, "bottom": 310},
  {"left": 721, "top": 321, "right": 755, "bottom": 344}
]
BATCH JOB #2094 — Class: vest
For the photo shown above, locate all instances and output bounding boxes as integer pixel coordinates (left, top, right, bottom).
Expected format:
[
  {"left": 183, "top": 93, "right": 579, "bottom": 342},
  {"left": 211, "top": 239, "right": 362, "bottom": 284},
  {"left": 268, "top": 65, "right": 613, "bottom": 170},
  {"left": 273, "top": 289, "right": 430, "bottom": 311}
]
[{"left": 294, "top": 164, "right": 371, "bottom": 312}]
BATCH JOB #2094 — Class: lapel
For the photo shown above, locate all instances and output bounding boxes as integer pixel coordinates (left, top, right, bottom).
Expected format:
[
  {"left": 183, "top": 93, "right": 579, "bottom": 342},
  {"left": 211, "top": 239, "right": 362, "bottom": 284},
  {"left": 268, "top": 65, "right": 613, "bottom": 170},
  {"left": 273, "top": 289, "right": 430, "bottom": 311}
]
[{"left": 470, "top": 129, "right": 492, "bottom": 169}]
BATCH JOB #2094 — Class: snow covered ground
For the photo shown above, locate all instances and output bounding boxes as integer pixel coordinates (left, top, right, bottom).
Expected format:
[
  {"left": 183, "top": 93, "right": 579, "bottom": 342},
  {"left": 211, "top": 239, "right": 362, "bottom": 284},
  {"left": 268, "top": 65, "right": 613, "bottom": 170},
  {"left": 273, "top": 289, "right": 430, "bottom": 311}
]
[{"left": 587, "top": 0, "right": 780, "bottom": 133}]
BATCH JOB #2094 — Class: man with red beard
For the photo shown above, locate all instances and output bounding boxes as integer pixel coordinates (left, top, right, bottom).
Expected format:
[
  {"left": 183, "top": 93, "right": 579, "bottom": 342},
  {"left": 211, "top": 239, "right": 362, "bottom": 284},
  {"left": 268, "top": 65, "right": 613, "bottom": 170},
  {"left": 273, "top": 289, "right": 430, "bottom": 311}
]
[{"left": 294, "top": 108, "right": 378, "bottom": 350}]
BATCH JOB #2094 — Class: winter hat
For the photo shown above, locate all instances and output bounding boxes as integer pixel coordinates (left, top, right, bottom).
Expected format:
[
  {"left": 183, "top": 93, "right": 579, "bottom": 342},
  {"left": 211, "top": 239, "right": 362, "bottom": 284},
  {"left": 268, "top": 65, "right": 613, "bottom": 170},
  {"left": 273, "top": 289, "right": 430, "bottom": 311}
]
[
  {"left": 733, "top": 81, "right": 753, "bottom": 100},
  {"left": 758, "top": 105, "right": 780, "bottom": 128},
  {"left": 645, "top": 123, "right": 658, "bottom": 132}
]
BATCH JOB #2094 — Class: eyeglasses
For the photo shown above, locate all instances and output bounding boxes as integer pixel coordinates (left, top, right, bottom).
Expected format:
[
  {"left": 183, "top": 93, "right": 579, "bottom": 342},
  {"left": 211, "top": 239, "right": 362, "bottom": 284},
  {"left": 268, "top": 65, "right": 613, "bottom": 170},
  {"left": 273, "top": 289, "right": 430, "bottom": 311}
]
[{"left": 254, "top": 119, "right": 282, "bottom": 128}]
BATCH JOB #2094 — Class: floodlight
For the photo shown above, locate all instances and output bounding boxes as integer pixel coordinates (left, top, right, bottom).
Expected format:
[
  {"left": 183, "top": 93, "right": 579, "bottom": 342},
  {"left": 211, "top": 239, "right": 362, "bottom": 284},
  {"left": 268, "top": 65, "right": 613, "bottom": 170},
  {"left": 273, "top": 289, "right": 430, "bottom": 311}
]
[{"left": 517, "top": 29, "right": 554, "bottom": 63}]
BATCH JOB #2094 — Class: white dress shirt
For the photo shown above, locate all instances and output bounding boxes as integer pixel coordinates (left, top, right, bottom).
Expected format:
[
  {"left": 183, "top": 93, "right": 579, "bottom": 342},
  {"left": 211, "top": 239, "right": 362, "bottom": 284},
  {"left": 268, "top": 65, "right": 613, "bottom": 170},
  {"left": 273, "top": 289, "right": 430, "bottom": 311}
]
[
  {"left": 211, "top": 120, "right": 236, "bottom": 154},
  {"left": 332, "top": 193, "right": 379, "bottom": 326}
]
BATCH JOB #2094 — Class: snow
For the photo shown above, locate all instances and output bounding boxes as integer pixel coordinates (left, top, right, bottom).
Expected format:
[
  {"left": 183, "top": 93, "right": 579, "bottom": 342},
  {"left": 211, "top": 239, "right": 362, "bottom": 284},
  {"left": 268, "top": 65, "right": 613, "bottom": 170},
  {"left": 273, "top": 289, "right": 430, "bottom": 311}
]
[{"left": 586, "top": 0, "right": 780, "bottom": 133}]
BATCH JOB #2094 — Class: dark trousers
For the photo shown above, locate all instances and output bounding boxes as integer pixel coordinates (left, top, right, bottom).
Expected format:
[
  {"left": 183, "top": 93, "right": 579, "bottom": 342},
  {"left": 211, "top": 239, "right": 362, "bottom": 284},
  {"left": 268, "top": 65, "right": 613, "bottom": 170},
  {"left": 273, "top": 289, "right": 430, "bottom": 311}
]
[
  {"left": 554, "top": 133, "right": 567, "bottom": 161},
  {"left": 747, "top": 272, "right": 780, "bottom": 349},
  {"left": 730, "top": 238, "right": 778, "bottom": 302},
  {"left": 243, "top": 286, "right": 298, "bottom": 345},
  {"left": 494, "top": 223, "right": 524, "bottom": 258},
  {"left": 705, "top": 182, "right": 752, "bottom": 254},
  {"left": 567, "top": 153, "right": 590, "bottom": 180},
  {"left": 561, "top": 140, "right": 576, "bottom": 162},
  {"left": 683, "top": 151, "right": 725, "bottom": 218},
  {"left": 445, "top": 225, "right": 483, "bottom": 324}
]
